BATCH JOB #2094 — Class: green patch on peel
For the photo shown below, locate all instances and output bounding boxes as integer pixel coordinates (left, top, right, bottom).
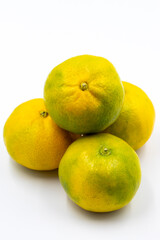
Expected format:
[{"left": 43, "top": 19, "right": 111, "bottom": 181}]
[
  {"left": 88, "top": 171, "right": 136, "bottom": 205},
  {"left": 62, "top": 180, "right": 70, "bottom": 195}
]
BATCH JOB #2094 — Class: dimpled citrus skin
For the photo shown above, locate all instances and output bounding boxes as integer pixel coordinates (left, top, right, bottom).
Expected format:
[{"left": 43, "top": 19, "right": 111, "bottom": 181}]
[
  {"left": 104, "top": 82, "right": 155, "bottom": 150},
  {"left": 44, "top": 55, "right": 124, "bottom": 134},
  {"left": 59, "top": 133, "right": 141, "bottom": 212},
  {"left": 3, "top": 99, "right": 72, "bottom": 170}
]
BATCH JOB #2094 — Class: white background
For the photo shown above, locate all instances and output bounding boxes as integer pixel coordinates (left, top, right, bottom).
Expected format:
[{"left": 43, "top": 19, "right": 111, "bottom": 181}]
[{"left": 0, "top": 0, "right": 160, "bottom": 239}]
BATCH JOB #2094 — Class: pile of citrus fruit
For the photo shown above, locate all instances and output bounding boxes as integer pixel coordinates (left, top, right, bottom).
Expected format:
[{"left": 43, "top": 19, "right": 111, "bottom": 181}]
[{"left": 3, "top": 55, "right": 155, "bottom": 212}]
